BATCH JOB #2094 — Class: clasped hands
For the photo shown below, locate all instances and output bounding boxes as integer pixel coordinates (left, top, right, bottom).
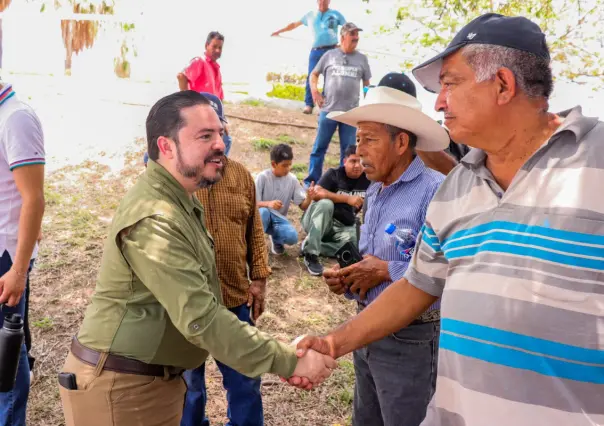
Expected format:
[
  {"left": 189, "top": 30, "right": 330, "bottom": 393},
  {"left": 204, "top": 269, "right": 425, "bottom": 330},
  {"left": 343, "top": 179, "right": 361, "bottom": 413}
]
[{"left": 280, "top": 335, "right": 338, "bottom": 390}]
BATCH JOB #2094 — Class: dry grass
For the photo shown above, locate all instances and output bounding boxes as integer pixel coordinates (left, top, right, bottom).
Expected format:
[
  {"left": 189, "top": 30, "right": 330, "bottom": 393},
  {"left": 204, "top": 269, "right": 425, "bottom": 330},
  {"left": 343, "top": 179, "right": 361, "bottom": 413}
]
[{"left": 27, "top": 108, "right": 355, "bottom": 426}]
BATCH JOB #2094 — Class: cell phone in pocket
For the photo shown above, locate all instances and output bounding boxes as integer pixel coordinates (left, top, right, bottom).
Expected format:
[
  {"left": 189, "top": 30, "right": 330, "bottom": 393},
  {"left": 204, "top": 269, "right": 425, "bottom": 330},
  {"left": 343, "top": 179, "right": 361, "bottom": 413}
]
[
  {"left": 335, "top": 242, "right": 363, "bottom": 269},
  {"left": 58, "top": 372, "right": 77, "bottom": 390}
]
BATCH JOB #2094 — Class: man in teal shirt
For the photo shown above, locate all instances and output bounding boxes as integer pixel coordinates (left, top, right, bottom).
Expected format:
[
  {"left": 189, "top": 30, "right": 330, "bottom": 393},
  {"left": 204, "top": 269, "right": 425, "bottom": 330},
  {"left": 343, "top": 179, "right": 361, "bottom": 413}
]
[{"left": 271, "top": 0, "right": 346, "bottom": 114}]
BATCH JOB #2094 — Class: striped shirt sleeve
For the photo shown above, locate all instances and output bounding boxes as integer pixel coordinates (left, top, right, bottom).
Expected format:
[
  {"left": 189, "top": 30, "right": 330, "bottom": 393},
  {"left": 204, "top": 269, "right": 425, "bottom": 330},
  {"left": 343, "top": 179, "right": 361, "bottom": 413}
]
[
  {"left": 404, "top": 222, "right": 449, "bottom": 297},
  {"left": 5, "top": 109, "right": 45, "bottom": 171}
]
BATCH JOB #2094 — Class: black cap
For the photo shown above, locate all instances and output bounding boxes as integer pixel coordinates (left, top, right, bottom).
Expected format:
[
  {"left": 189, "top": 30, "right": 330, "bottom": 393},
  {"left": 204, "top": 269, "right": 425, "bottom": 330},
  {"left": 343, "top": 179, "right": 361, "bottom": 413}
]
[
  {"left": 412, "top": 13, "right": 550, "bottom": 93},
  {"left": 377, "top": 72, "right": 417, "bottom": 98}
]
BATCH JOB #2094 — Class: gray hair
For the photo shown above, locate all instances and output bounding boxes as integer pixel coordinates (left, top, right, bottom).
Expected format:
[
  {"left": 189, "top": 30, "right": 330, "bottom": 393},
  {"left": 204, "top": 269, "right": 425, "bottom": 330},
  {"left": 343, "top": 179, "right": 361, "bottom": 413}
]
[
  {"left": 461, "top": 44, "right": 553, "bottom": 99},
  {"left": 384, "top": 124, "right": 417, "bottom": 151}
]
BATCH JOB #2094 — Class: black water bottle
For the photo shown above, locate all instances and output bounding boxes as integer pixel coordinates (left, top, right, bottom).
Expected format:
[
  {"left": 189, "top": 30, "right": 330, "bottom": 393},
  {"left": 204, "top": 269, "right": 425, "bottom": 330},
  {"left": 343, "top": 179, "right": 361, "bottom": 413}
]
[{"left": 0, "top": 311, "right": 24, "bottom": 392}]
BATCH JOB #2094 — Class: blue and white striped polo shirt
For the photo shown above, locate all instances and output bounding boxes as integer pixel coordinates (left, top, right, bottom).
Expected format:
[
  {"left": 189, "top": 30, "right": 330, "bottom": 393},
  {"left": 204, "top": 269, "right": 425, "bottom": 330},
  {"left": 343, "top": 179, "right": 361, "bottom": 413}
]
[{"left": 405, "top": 107, "right": 604, "bottom": 426}]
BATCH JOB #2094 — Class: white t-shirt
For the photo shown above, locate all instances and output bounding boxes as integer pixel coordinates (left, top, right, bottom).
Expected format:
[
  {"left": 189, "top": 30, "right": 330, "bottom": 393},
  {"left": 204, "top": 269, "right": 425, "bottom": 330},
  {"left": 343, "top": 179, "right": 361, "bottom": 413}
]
[{"left": 0, "top": 89, "right": 45, "bottom": 261}]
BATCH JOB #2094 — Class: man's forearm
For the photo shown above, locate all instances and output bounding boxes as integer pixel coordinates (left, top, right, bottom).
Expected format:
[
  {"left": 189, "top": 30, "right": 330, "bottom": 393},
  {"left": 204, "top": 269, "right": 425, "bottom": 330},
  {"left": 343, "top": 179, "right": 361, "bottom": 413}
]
[
  {"left": 417, "top": 150, "right": 458, "bottom": 175},
  {"left": 177, "top": 73, "right": 189, "bottom": 91},
  {"left": 257, "top": 201, "right": 273, "bottom": 209},
  {"left": 13, "top": 197, "right": 44, "bottom": 272},
  {"left": 330, "top": 278, "right": 437, "bottom": 358},
  {"left": 310, "top": 73, "right": 320, "bottom": 93},
  {"left": 274, "top": 22, "right": 301, "bottom": 35},
  {"left": 299, "top": 196, "right": 312, "bottom": 211},
  {"left": 321, "top": 190, "right": 354, "bottom": 205}
]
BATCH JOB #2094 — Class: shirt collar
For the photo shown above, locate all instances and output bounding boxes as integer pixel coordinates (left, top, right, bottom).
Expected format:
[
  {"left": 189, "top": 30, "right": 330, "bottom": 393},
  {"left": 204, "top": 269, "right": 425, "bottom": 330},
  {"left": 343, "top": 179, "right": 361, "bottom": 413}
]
[
  {"left": 204, "top": 53, "right": 220, "bottom": 68},
  {"left": 550, "top": 106, "right": 598, "bottom": 143},
  {"left": 371, "top": 155, "right": 427, "bottom": 195},
  {"left": 391, "top": 155, "right": 427, "bottom": 185},
  {"left": 145, "top": 160, "right": 201, "bottom": 214}
]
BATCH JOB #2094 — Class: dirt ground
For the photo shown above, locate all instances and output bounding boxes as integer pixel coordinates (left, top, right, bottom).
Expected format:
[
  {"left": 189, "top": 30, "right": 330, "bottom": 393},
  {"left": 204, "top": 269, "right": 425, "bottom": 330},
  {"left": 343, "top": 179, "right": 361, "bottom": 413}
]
[{"left": 27, "top": 102, "right": 356, "bottom": 426}]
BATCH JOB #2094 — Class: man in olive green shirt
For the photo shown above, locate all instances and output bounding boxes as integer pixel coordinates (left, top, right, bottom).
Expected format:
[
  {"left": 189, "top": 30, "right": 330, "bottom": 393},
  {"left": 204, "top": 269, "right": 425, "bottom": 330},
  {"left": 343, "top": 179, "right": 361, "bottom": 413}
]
[{"left": 58, "top": 91, "right": 336, "bottom": 426}]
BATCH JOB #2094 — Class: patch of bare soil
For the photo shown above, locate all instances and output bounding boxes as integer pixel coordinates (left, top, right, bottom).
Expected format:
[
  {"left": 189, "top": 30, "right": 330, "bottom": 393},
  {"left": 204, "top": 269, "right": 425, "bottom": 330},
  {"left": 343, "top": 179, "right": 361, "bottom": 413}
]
[{"left": 28, "top": 105, "right": 355, "bottom": 426}]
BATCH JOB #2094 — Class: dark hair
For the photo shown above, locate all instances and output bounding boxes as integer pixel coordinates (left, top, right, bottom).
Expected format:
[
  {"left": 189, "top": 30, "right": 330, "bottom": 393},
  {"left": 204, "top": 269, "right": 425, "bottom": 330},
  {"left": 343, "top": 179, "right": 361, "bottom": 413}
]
[
  {"left": 343, "top": 144, "right": 358, "bottom": 158},
  {"left": 384, "top": 124, "right": 417, "bottom": 151},
  {"left": 146, "top": 91, "right": 210, "bottom": 161},
  {"left": 206, "top": 31, "right": 224, "bottom": 46},
  {"left": 270, "top": 143, "right": 294, "bottom": 164}
]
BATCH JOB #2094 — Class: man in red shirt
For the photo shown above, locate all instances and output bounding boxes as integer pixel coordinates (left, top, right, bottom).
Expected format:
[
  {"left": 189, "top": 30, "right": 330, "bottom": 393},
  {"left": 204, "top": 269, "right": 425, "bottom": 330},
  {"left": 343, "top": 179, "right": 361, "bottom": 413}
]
[
  {"left": 177, "top": 31, "right": 233, "bottom": 154},
  {"left": 177, "top": 31, "right": 224, "bottom": 99}
]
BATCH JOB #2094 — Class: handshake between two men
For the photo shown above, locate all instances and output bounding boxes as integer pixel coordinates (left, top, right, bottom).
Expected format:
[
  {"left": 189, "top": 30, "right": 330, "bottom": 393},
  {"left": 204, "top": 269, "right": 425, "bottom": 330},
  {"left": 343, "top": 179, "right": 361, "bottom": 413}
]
[{"left": 282, "top": 255, "right": 391, "bottom": 389}]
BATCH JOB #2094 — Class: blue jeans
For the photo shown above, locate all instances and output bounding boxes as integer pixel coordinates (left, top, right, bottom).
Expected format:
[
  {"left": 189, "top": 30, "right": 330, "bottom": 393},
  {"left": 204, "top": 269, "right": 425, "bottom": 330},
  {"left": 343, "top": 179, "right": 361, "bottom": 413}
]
[
  {"left": 352, "top": 316, "right": 440, "bottom": 426},
  {"left": 181, "top": 304, "right": 263, "bottom": 426},
  {"left": 258, "top": 208, "right": 298, "bottom": 246},
  {"left": 304, "top": 112, "right": 357, "bottom": 187},
  {"left": 305, "top": 47, "right": 333, "bottom": 107},
  {"left": 0, "top": 251, "right": 31, "bottom": 426}
]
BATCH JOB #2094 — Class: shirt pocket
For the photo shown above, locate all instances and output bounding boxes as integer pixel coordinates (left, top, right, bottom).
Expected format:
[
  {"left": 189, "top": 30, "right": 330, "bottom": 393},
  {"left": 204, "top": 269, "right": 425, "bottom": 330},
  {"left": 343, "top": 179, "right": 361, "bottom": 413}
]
[{"left": 224, "top": 187, "right": 250, "bottom": 224}]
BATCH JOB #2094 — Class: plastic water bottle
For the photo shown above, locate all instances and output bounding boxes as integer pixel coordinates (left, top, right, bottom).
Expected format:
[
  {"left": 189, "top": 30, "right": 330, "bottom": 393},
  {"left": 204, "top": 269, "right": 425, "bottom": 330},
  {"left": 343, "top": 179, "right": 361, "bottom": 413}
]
[
  {"left": 384, "top": 223, "right": 417, "bottom": 261},
  {"left": 0, "top": 312, "right": 24, "bottom": 392}
]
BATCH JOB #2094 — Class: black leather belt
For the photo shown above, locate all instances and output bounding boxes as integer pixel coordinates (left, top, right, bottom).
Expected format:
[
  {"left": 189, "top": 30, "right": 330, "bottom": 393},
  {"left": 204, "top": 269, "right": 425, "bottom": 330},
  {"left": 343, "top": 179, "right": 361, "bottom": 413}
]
[{"left": 70, "top": 337, "right": 184, "bottom": 377}]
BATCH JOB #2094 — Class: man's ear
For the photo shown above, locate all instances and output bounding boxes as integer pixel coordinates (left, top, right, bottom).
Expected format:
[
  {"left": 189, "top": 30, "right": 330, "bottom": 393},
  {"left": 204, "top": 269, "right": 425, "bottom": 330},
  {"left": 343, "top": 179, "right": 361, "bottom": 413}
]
[
  {"left": 157, "top": 136, "right": 176, "bottom": 160},
  {"left": 395, "top": 132, "right": 410, "bottom": 156},
  {"left": 495, "top": 67, "right": 517, "bottom": 105}
]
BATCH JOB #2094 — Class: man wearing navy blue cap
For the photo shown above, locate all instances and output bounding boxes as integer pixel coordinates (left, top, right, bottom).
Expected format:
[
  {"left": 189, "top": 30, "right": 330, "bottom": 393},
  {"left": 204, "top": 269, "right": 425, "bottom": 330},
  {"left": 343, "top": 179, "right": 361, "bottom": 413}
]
[
  {"left": 377, "top": 72, "right": 466, "bottom": 175},
  {"left": 291, "top": 13, "right": 604, "bottom": 426},
  {"left": 145, "top": 92, "right": 231, "bottom": 167}
]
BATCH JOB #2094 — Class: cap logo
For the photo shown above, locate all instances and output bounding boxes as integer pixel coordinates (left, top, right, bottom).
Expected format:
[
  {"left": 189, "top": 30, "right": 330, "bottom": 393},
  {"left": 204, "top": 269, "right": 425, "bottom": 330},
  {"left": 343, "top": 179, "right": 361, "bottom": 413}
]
[{"left": 467, "top": 32, "right": 477, "bottom": 40}]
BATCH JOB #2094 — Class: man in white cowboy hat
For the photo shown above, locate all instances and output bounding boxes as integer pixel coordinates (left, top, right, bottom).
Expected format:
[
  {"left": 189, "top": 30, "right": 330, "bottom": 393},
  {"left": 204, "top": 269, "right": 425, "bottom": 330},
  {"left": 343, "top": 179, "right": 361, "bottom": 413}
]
[{"left": 307, "top": 82, "right": 449, "bottom": 425}]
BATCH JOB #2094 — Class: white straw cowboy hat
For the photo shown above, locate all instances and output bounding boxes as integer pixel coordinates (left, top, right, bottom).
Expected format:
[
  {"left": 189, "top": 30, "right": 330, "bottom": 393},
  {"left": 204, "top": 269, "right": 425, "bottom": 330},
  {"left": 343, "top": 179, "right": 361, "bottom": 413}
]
[{"left": 327, "top": 86, "right": 449, "bottom": 151}]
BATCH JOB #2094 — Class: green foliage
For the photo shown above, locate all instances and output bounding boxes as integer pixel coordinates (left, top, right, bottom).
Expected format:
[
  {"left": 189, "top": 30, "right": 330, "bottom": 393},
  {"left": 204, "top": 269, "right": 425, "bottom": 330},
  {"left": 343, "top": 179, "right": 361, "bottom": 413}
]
[
  {"left": 33, "top": 317, "right": 54, "bottom": 329},
  {"left": 266, "top": 72, "right": 308, "bottom": 86},
  {"left": 267, "top": 83, "right": 305, "bottom": 102},
  {"left": 276, "top": 134, "right": 302, "bottom": 145},
  {"left": 290, "top": 163, "right": 307, "bottom": 173},
  {"left": 252, "top": 138, "right": 278, "bottom": 151},
  {"left": 242, "top": 99, "right": 265, "bottom": 107},
  {"left": 366, "top": 0, "right": 604, "bottom": 85}
]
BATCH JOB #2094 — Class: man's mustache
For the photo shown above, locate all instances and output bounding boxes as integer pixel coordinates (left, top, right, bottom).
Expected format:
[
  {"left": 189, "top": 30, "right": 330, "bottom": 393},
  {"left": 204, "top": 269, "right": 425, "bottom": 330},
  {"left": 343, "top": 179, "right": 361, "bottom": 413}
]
[{"left": 204, "top": 150, "right": 225, "bottom": 163}]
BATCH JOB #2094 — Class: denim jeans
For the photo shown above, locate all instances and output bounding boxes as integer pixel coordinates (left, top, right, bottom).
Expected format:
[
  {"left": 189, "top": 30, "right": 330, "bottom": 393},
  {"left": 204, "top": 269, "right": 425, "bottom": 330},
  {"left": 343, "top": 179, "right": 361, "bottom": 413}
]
[
  {"left": 181, "top": 304, "right": 263, "bottom": 426},
  {"left": 304, "top": 112, "right": 357, "bottom": 187},
  {"left": 0, "top": 251, "right": 32, "bottom": 426},
  {"left": 305, "top": 47, "right": 333, "bottom": 108},
  {"left": 258, "top": 208, "right": 298, "bottom": 246},
  {"left": 352, "top": 316, "right": 440, "bottom": 426}
]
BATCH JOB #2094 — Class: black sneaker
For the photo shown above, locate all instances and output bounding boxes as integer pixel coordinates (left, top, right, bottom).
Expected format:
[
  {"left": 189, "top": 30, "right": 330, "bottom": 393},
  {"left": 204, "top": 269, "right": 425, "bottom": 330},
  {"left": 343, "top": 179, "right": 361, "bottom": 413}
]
[
  {"left": 270, "top": 237, "right": 285, "bottom": 255},
  {"left": 304, "top": 253, "right": 324, "bottom": 276}
]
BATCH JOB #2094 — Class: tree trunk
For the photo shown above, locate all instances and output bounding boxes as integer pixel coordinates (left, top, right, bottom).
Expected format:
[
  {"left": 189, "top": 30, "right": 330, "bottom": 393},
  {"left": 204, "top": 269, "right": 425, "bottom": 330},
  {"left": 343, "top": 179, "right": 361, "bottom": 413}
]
[{"left": 64, "top": 21, "right": 73, "bottom": 74}]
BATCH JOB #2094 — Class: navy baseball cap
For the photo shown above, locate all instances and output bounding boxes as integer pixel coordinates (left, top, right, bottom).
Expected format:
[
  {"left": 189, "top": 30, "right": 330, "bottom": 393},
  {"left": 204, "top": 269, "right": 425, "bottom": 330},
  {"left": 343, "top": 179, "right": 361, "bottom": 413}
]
[
  {"left": 378, "top": 72, "right": 417, "bottom": 98},
  {"left": 413, "top": 13, "right": 550, "bottom": 93},
  {"left": 199, "top": 92, "right": 228, "bottom": 124}
]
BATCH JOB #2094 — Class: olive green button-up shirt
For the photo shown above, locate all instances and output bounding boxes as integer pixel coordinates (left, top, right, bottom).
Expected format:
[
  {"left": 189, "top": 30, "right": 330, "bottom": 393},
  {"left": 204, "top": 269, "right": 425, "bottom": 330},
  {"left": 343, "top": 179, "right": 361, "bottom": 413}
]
[{"left": 77, "top": 160, "right": 297, "bottom": 378}]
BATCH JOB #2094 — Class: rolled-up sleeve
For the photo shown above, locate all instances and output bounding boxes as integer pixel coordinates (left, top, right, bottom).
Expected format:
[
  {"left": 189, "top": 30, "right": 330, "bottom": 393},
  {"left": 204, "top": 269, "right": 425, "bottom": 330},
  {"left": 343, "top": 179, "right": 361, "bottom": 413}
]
[
  {"left": 404, "top": 223, "right": 448, "bottom": 297},
  {"left": 121, "top": 216, "right": 297, "bottom": 378}
]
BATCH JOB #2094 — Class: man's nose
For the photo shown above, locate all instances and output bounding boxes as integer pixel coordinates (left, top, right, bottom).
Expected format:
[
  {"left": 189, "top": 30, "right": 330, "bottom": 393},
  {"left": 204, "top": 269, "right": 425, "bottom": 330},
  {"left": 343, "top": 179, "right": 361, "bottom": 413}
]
[
  {"left": 213, "top": 134, "right": 226, "bottom": 152},
  {"left": 435, "top": 88, "right": 447, "bottom": 113}
]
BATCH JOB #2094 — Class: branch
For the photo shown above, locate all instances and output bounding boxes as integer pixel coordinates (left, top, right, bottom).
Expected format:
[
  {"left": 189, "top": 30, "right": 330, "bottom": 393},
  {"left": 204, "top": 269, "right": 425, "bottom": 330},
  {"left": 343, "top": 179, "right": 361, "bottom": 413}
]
[{"left": 556, "top": 3, "right": 599, "bottom": 41}]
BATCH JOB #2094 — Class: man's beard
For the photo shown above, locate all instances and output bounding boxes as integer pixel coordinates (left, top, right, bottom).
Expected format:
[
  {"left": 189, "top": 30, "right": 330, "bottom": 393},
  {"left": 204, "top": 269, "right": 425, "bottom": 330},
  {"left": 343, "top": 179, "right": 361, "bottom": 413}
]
[{"left": 176, "top": 145, "right": 224, "bottom": 189}]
